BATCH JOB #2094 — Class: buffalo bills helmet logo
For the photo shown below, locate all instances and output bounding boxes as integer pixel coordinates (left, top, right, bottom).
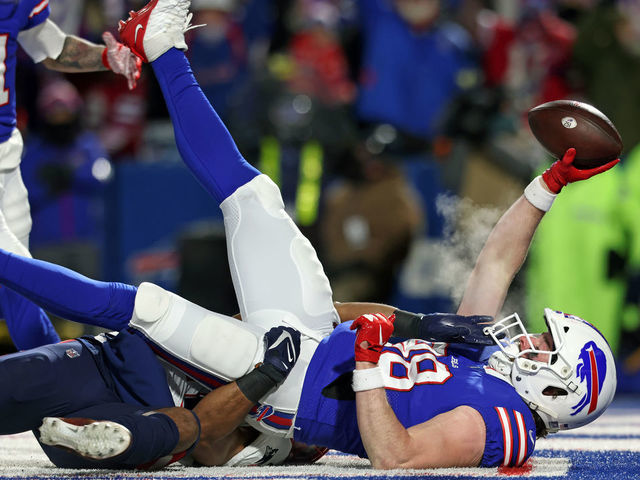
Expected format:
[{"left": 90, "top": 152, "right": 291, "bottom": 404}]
[
  {"left": 571, "top": 341, "right": 607, "bottom": 416},
  {"left": 251, "top": 404, "right": 274, "bottom": 422}
]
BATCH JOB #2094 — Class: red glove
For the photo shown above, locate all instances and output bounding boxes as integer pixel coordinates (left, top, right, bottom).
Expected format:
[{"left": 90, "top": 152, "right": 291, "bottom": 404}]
[
  {"left": 102, "top": 31, "right": 142, "bottom": 90},
  {"left": 350, "top": 313, "right": 395, "bottom": 363},
  {"left": 541, "top": 148, "right": 620, "bottom": 194}
]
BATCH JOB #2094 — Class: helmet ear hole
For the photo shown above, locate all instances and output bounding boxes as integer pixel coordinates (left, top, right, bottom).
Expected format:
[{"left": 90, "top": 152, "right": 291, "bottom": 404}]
[
  {"left": 564, "top": 326, "right": 570, "bottom": 333},
  {"left": 542, "top": 386, "right": 568, "bottom": 397}
]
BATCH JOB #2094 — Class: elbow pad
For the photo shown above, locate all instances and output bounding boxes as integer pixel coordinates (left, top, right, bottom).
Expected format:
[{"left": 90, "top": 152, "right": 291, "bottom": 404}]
[{"left": 18, "top": 20, "right": 66, "bottom": 63}]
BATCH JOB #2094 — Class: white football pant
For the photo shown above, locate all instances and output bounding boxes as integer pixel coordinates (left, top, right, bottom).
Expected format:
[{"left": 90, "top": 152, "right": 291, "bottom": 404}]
[
  {"left": 131, "top": 174, "right": 339, "bottom": 436},
  {"left": 0, "top": 129, "right": 32, "bottom": 258}
]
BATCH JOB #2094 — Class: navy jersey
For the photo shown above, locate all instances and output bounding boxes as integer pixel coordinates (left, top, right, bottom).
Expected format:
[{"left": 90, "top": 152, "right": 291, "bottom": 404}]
[
  {"left": 295, "top": 322, "right": 536, "bottom": 467},
  {"left": 0, "top": 0, "right": 49, "bottom": 141}
]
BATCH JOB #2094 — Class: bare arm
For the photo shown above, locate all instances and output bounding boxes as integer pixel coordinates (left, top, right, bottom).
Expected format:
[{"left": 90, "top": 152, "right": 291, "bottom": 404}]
[
  {"left": 457, "top": 149, "right": 620, "bottom": 318},
  {"left": 191, "top": 382, "right": 256, "bottom": 466},
  {"left": 22, "top": 21, "right": 141, "bottom": 89},
  {"left": 456, "top": 195, "right": 545, "bottom": 318},
  {"left": 190, "top": 325, "right": 300, "bottom": 465},
  {"left": 354, "top": 363, "right": 485, "bottom": 469},
  {"left": 41, "top": 35, "right": 107, "bottom": 72},
  {"left": 334, "top": 302, "right": 397, "bottom": 322}
]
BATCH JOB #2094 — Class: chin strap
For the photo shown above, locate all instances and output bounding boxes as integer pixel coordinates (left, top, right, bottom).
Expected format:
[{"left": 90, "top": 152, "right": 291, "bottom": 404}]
[
  {"left": 487, "top": 350, "right": 515, "bottom": 378},
  {"left": 488, "top": 349, "right": 565, "bottom": 433}
]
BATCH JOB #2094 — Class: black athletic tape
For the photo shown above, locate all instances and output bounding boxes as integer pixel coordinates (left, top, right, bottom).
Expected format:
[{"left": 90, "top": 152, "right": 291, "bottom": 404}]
[
  {"left": 391, "top": 309, "right": 423, "bottom": 339},
  {"left": 236, "top": 366, "right": 279, "bottom": 403}
]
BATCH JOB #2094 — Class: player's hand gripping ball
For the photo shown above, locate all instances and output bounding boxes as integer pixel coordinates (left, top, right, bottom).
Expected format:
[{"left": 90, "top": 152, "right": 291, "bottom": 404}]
[
  {"left": 528, "top": 100, "right": 622, "bottom": 169},
  {"left": 350, "top": 313, "right": 395, "bottom": 363},
  {"left": 542, "top": 147, "right": 620, "bottom": 194}
]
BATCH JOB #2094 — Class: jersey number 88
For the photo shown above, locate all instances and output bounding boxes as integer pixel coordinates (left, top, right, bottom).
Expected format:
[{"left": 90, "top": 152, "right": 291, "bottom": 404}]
[{"left": 379, "top": 340, "right": 452, "bottom": 391}]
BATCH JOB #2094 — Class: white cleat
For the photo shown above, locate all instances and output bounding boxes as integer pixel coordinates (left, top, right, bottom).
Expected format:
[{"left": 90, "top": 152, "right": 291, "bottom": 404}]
[
  {"left": 118, "top": 0, "right": 197, "bottom": 63},
  {"left": 39, "top": 417, "right": 132, "bottom": 460}
]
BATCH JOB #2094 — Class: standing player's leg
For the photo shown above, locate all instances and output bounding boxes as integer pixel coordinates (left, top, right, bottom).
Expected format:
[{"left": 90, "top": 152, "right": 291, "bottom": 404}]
[
  {"left": 0, "top": 164, "right": 60, "bottom": 347},
  {"left": 1, "top": 165, "right": 31, "bottom": 253}
]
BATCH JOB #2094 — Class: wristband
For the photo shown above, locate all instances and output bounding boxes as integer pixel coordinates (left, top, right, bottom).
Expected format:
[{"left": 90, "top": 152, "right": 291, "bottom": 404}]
[
  {"left": 236, "top": 366, "right": 277, "bottom": 403},
  {"left": 391, "top": 309, "right": 422, "bottom": 339},
  {"left": 524, "top": 176, "right": 557, "bottom": 212},
  {"left": 352, "top": 367, "right": 385, "bottom": 392},
  {"left": 180, "top": 410, "right": 201, "bottom": 459},
  {"left": 101, "top": 47, "right": 110, "bottom": 70}
]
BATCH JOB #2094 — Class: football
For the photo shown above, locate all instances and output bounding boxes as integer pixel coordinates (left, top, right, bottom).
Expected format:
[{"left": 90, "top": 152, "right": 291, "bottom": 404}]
[{"left": 527, "top": 100, "right": 623, "bottom": 169}]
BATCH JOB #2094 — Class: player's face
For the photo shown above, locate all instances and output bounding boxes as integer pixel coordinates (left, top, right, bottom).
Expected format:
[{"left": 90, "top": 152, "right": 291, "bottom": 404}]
[{"left": 518, "top": 332, "right": 554, "bottom": 362}]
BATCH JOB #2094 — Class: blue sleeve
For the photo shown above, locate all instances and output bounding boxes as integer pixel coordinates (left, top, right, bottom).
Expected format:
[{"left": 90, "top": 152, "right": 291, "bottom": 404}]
[
  {"left": 0, "top": 286, "right": 60, "bottom": 349},
  {"left": 0, "top": 249, "right": 136, "bottom": 331},
  {"left": 22, "top": 0, "right": 50, "bottom": 30},
  {"left": 151, "top": 49, "right": 259, "bottom": 203},
  {"left": 475, "top": 403, "right": 536, "bottom": 467}
]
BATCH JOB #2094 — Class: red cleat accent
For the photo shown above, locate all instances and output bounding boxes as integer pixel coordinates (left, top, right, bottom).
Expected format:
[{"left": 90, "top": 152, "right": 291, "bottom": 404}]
[
  {"left": 118, "top": 0, "right": 160, "bottom": 63},
  {"left": 117, "top": 0, "right": 192, "bottom": 63}
]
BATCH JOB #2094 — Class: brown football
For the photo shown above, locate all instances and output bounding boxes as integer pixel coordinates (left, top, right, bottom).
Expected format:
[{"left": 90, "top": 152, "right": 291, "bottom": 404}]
[{"left": 528, "top": 100, "right": 622, "bottom": 169}]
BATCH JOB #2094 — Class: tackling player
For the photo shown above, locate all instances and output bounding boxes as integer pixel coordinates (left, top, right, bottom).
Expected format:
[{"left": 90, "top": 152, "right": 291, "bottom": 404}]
[
  {"left": 0, "top": 0, "right": 620, "bottom": 471},
  {"left": 0, "top": 0, "right": 141, "bottom": 349}
]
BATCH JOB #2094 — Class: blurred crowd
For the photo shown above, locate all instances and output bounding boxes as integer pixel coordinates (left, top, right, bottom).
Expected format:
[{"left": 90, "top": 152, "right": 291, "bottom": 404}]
[{"left": 7, "top": 0, "right": 640, "bottom": 390}]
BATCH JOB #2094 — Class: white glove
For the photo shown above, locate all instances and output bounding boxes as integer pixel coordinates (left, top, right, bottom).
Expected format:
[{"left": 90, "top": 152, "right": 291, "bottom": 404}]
[{"left": 101, "top": 31, "right": 142, "bottom": 90}]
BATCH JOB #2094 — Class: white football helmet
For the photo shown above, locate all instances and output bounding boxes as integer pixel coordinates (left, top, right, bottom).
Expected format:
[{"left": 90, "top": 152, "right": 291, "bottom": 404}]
[{"left": 485, "top": 308, "right": 617, "bottom": 433}]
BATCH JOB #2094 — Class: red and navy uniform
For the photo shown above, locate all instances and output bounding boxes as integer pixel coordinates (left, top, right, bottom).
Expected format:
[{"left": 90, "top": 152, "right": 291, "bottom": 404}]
[
  {"left": 295, "top": 322, "right": 536, "bottom": 467},
  {"left": 0, "top": 331, "right": 181, "bottom": 468}
]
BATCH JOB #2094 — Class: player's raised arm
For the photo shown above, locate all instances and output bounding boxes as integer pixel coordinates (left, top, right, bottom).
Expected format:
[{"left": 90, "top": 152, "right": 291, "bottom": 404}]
[{"left": 457, "top": 148, "right": 619, "bottom": 318}]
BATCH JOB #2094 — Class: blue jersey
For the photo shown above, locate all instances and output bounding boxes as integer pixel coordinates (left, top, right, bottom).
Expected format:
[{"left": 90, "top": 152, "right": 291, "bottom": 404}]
[
  {"left": 355, "top": 0, "right": 476, "bottom": 139},
  {"left": 295, "top": 322, "right": 536, "bottom": 467},
  {"left": 0, "top": 0, "right": 50, "bottom": 141}
]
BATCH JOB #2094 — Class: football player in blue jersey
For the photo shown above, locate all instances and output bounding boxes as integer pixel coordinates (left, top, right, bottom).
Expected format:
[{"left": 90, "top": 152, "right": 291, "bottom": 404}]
[
  {"left": 0, "top": 0, "right": 142, "bottom": 349},
  {"left": 0, "top": 0, "right": 620, "bottom": 471}
]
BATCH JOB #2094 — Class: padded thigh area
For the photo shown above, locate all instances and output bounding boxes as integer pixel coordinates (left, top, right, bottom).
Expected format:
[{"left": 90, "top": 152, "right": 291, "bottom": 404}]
[
  {"left": 221, "top": 175, "right": 338, "bottom": 336},
  {"left": 131, "top": 282, "right": 264, "bottom": 382},
  {"left": 191, "top": 314, "right": 259, "bottom": 379}
]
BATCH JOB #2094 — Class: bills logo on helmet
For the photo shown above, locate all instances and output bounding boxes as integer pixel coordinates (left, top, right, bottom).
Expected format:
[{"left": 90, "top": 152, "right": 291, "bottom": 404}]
[
  {"left": 251, "top": 404, "right": 274, "bottom": 422},
  {"left": 571, "top": 341, "right": 607, "bottom": 415}
]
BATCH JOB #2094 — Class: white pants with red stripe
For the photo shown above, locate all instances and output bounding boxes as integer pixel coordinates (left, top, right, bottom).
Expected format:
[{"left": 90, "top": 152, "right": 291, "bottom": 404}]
[{"left": 132, "top": 175, "right": 338, "bottom": 436}]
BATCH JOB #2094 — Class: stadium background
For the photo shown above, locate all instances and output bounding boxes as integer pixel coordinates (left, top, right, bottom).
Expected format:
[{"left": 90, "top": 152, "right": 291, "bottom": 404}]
[{"left": 2, "top": 0, "right": 640, "bottom": 475}]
